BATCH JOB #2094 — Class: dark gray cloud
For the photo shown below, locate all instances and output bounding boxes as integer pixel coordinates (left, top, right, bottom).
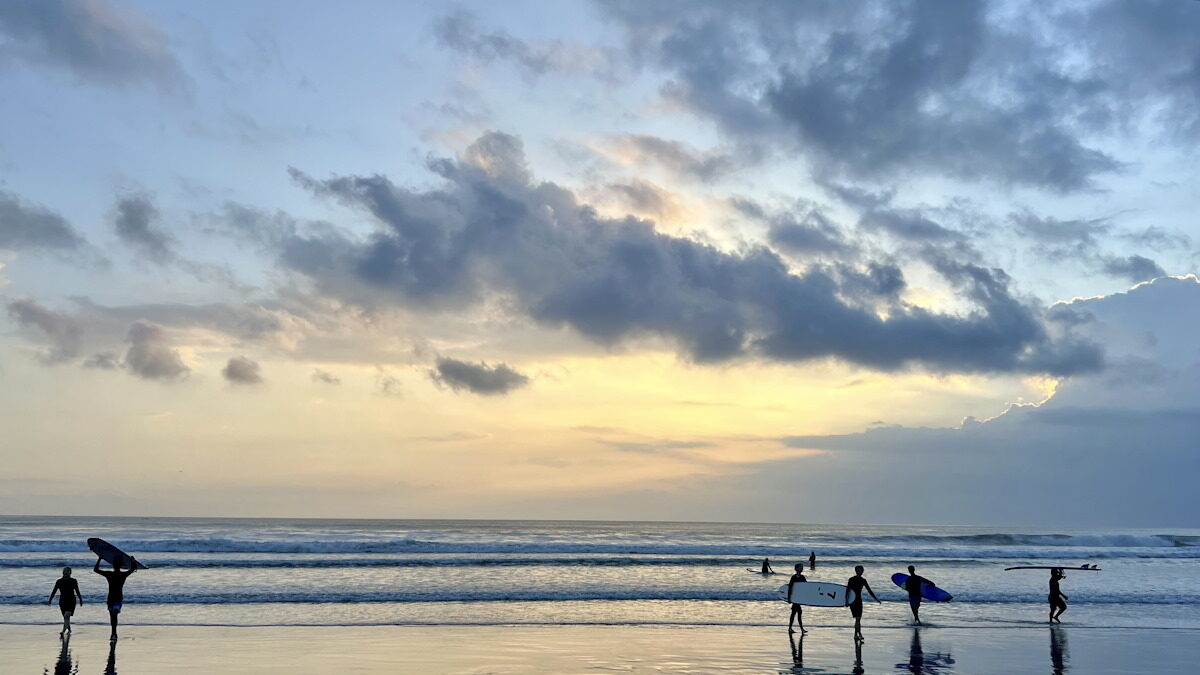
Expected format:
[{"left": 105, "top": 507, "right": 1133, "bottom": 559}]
[
  {"left": 733, "top": 199, "right": 851, "bottom": 257},
  {"left": 112, "top": 195, "right": 174, "bottom": 262},
  {"left": 311, "top": 368, "right": 340, "bottom": 385},
  {"left": 430, "top": 357, "right": 530, "bottom": 396},
  {"left": 272, "top": 132, "right": 1100, "bottom": 375},
  {"left": 124, "top": 320, "right": 188, "bottom": 381},
  {"left": 5, "top": 298, "right": 82, "bottom": 364},
  {"left": 222, "top": 355, "right": 262, "bottom": 384},
  {"left": 0, "top": 0, "right": 186, "bottom": 91},
  {"left": 0, "top": 190, "right": 85, "bottom": 251},
  {"left": 595, "top": 0, "right": 1200, "bottom": 191},
  {"left": 1099, "top": 254, "right": 1165, "bottom": 283},
  {"left": 605, "top": 180, "right": 678, "bottom": 219}
]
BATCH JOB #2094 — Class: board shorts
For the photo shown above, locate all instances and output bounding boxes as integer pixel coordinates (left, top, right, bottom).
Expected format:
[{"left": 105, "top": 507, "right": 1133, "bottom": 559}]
[
  {"left": 108, "top": 602, "right": 123, "bottom": 613},
  {"left": 848, "top": 600, "right": 864, "bottom": 618},
  {"left": 59, "top": 600, "right": 76, "bottom": 616},
  {"left": 909, "top": 596, "right": 922, "bottom": 610},
  {"left": 1049, "top": 595, "right": 1066, "bottom": 609}
]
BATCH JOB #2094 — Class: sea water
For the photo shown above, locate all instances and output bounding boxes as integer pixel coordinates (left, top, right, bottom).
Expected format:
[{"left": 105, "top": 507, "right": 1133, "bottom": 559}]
[{"left": 2, "top": 516, "right": 1198, "bottom": 630}]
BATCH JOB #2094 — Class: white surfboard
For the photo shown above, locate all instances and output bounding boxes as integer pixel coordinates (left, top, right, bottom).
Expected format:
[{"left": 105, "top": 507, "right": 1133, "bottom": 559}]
[{"left": 778, "top": 582, "right": 851, "bottom": 607}]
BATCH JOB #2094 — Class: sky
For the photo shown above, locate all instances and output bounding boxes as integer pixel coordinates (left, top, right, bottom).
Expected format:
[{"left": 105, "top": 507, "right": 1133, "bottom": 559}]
[{"left": 1, "top": 0, "right": 1199, "bottom": 527}]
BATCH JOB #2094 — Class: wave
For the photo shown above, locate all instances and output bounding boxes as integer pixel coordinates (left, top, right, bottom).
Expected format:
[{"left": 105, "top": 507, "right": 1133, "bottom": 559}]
[{"left": 1, "top": 533, "right": 1197, "bottom": 556}]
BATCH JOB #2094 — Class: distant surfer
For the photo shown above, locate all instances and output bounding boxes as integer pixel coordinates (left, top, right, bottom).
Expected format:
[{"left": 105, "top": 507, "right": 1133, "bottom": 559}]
[
  {"left": 761, "top": 558, "right": 774, "bottom": 574},
  {"left": 787, "top": 563, "right": 808, "bottom": 633},
  {"left": 903, "top": 565, "right": 934, "bottom": 625},
  {"left": 846, "top": 565, "right": 880, "bottom": 642},
  {"left": 1049, "top": 568, "right": 1068, "bottom": 623},
  {"left": 47, "top": 566, "right": 83, "bottom": 636},
  {"left": 809, "top": 551, "right": 816, "bottom": 570},
  {"left": 94, "top": 556, "right": 137, "bottom": 640}
]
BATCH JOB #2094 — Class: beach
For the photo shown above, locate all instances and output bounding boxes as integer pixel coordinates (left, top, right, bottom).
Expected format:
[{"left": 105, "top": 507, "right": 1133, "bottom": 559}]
[
  {"left": 4, "top": 624, "right": 1200, "bottom": 673},
  {"left": 4, "top": 516, "right": 1200, "bottom": 672}
]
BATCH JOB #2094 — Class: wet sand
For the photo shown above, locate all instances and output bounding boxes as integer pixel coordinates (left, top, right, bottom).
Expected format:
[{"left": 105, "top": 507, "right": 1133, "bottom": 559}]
[{"left": 3, "top": 623, "right": 1199, "bottom": 674}]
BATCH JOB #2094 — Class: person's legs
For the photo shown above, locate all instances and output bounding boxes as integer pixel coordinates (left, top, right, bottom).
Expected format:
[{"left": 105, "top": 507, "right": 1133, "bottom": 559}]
[
  {"left": 910, "top": 598, "right": 921, "bottom": 624},
  {"left": 109, "top": 604, "right": 120, "bottom": 639},
  {"left": 1054, "top": 599, "right": 1067, "bottom": 622}
]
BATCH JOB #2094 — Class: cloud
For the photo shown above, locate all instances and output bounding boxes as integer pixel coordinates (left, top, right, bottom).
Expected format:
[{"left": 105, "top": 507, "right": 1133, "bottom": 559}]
[
  {"left": 733, "top": 199, "right": 852, "bottom": 257},
  {"left": 598, "top": 0, "right": 1137, "bottom": 191},
  {"left": 375, "top": 369, "right": 402, "bottom": 397},
  {"left": 278, "top": 132, "right": 1099, "bottom": 375},
  {"left": 82, "top": 351, "right": 120, "bottom": 369},
  {"left": 123, "top": 320, "right": 188, "bottom": 381},
  {"left": 0, "top": 0, "right": 186, "bottom": 91},
  {"left": 112, "top": 194, "right": 174, "bottom": 262},
  {"left": 603, "top": 134, "right": 742, "bottom": 182},
  {"left": 758, "top": 276, "right": 1200, "bottom": 526},
  {"left": 222, "top": 355, "right": 262, "bottom": 384},
  {"left": 1099, "top": 254, "right": 1165, "bottom": 284},
  {"left": 605, "top": 179, "right": 682, "bottom": 220},
  {"left": 5, "top": 298, "right": 82, "bottom": 363},
  {"left": 430, "top": 357, "right": 530, "bottom": 395},
  {"left": 0, "top": 190, "right": 86, "bottom": 251},
  {"left": 311, "top": 368, "right": 340, "bottom": 385}
]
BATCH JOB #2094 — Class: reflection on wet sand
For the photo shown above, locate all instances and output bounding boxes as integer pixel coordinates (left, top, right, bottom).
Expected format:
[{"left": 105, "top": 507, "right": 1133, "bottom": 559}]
[
  {"left": 852, "top": 637, "right": 865, "bottom": 675},
  {"left": 1051, "top": 626, "right": 1069, "bottom": 674},
  {"left": 897, "top": 628, "right": 955, "bottom": 674},
  {"left": 48, "top": 633, "right": 76, "bottom": 675},
  {"left": 104, "top": 640, "right": 117, "bottom": 675}
]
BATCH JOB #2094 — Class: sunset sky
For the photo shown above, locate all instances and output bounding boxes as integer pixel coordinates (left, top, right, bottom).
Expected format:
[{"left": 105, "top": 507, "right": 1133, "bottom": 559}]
[{"left": 2, "top": 0, "right": 1198, "bottom": 526}]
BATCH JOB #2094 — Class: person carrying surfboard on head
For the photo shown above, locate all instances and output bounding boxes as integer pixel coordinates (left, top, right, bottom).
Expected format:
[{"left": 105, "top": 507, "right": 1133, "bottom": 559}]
[
  {"left": 94, "top": 556, "right": 137, "bottom": 640},
  {"left": 1049, "top": 568, "right": 1068, "bottom": 623},
  {"left": 903, "top": 565, "right": 934, "bottom": 625},
  {"left": 787, "top": 563, "right": 808, "bottom": 633},
  {"left": 846, "top": 565, "right": 880, "bottom": 642},
  {"left": 47, "top": 566, "right": 83, "bottom": 636}
]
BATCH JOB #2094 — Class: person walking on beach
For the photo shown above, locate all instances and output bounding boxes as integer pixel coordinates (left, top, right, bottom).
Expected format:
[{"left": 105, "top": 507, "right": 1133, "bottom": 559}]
[
  {"left": 1049, "top": 568, "right": 1068, "bottom": 623},
  {"left": 809, "top": 551, "right": 816, "bottom": 570},
  {"left": 846, "top": 565, "right": 880, "bottom": 642},
  {"left": 787, "top": 563, "right": 808, "bottom": 633},
  {"left": 94, "top": 556, "right": 137, "bottom": 640},
  {"left": 47, "top": 566, "right": 83, "bottom": 636},
  {"left": 761, "top": 557, "right": 775, "bottom": 574},
  {"left": 903, "top": 565, "right": 934, "bottom": 625}
]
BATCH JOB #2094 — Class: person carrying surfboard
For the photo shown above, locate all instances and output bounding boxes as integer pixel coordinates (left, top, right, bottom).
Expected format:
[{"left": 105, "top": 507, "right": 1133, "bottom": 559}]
[
  {"left": 787, "top": 563, "right": 808, "bottom": 633},
  {"left": 1049, "top": 568, "right": 1068, "bottom": 623},
  {"left": 846, "top": 565, "right": 880, "bottom": 642},
  {"left": 903, "top": 565, "right": 934, "bottom": 625},
  {"left": 94, "top": 556, "right": 137, "bottom": 640},
  {"left": 47, "top": 566, "right": 83, "bottom": 636}
]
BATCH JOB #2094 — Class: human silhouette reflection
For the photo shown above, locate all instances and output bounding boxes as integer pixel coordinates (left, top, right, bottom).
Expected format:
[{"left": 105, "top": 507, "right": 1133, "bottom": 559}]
[
  {"left": 104, "top": 638, "right": 117, "bottom": 675},
  {"left": 789, "top": 629, "right": 804, "bottom": 668},
  {"left": 49, "top": 632, "right": 76, "bottom": 675},
  {"left": 1050, "top": 626, "right": 1069, "bottom": 674},
  {"left": 896, "top": 628, "right": 955, "bottom": 673},
  {"left": 852, "top": 636, "right": 865, "bottom": 675}
]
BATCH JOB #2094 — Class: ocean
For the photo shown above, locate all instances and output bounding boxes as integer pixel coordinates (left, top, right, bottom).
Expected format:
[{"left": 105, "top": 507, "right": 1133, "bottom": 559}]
[{"left": 4, "top": 516, "right": 1199, "bottom": 631}]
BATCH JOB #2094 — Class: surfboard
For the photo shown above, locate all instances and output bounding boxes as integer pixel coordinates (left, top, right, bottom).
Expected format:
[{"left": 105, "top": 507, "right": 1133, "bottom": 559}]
[
  {"left": 1003, "top": 565, "right": 1101, "bottom": 571},
  {"left": 891, "top": 573, "right": 953, "bottom": 602},
  {"left": 747, "top": 568, "right": 779, "bottom": 575},
  {"left": 777, "top": 582, "right": 853, "bottom": 607},
  {"left": 87, "top": 538, "right": 148, "bottom": 570}
]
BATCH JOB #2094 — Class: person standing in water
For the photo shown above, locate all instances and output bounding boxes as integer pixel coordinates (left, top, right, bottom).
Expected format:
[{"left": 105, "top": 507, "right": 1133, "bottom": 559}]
[
  {"left": 761, "top": 557, "right": 775, "bottom": 574},
  {"left": 47, "top": 566, "right": 83, "bottom": 636},
  {"left": 903, "top": 565, "right": 934, "bottom": 625},
  {"left": 846, "top": 565, "right": 880, "bottom": 642},
  {"left": 787, "top": 563, "right": 808, "bottom": 633},
  {"left": 809, "top": 551, "right": 816, "bottom": 570},
  {"left": 1049, "top": 568, "right": 1068, "bottom": 623},
  {"left": 94, "top": 556, "right": 137, "bottom": 640}
]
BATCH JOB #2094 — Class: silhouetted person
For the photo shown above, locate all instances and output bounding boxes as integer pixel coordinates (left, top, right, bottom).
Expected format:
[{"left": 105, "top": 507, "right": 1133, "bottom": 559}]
[
  {"left": 787, "top": 563, "right": 807, "bottom": 633},
  {"left": 1049, "top": 568, "right": 1068, "bottom": 623},
  {"left": 47, "top": 566, "right": 83, "bottom": 636},
  {"left": 761, "top": 557, "right": 774, "bottom": 574},
  {"left": 851, "top": 635, "right": 865, "bottom": 675},
  {"left": 789, "top": 629, "right": 803, "bottom": 668},
  {"left": 846, "top": 565, "right": 880, "bottom": 642},
  {"left": 809, "top": 551, "right": 816, "bottom": 570},
  {"left": 1050, "top": 626, "right": 1069, "bottom": 674},
  {"left": 904, "top": 564, "right": 933, "bottom": 625},
  {"left": 94, "top": 556, "right": 137, "bottom": 640}
]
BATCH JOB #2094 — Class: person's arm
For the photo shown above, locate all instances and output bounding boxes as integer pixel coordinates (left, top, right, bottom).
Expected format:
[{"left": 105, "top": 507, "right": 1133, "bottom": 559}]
[
  {"left": 865, "top": 580, "right": 881, "bottom": 603},
  {"left": 48, "top": 580, "right": 59, "bottom": 605},
  {"left": 75, "top": 582, "right": 84, "bottom": 605},
  {"left": 94, "top": 558, "right": 102, "bottom": 575}
]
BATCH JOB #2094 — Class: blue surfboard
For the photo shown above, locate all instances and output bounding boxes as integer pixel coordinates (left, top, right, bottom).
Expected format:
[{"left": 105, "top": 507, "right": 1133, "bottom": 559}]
[
  {"left": 892, "top": 573, "right": 952, "bottom": 602},
  {"left": 88, "top": 538, "right": 148, "bottom": 570}
]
